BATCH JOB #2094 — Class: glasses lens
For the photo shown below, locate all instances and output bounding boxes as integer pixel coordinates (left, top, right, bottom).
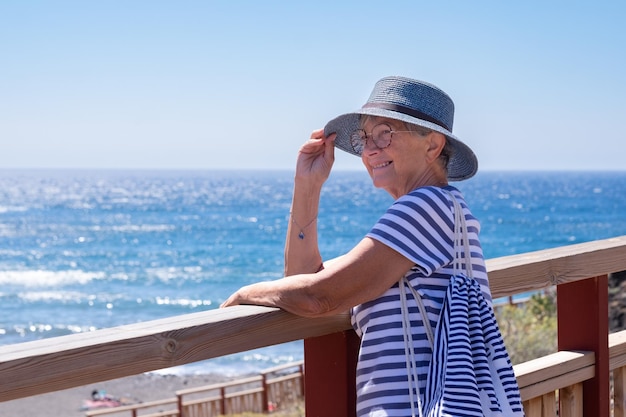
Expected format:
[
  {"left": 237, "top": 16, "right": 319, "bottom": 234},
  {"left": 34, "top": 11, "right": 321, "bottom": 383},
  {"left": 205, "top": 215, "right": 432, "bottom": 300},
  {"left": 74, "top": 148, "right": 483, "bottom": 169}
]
[
  {"left": 350, "top": 130, "right": 366, "bottom": 154},
  {"left": 372, "top": 124, "right": 392, "bottom": 149}
]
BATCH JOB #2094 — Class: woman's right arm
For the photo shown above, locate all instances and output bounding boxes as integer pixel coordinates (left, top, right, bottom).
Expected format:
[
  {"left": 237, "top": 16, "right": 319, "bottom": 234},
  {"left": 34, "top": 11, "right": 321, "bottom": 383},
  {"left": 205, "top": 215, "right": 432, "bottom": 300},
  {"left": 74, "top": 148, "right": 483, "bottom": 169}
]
[{"left": 284, "top": 129, "right": 335, "bottom": 276}]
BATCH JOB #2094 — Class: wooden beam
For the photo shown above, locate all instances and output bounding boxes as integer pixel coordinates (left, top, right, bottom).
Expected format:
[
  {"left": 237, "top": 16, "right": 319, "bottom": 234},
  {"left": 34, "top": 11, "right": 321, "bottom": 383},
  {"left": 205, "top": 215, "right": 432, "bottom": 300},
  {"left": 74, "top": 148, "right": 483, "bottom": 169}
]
[
  {"left": 513, "top": 350, "right": 594, "bottom": 401},
  {"left": 487, "top": 236, "right": 626, "bottom": 299},
  {"left": 0, "top": 306, "right": 351, "bottom": 402},
  {"left": 610, "top": 330, "right": 626, "bottom": 370},
  {"left": 614, "top": 366, "right": 626, "bottom": 417},
  {"left": 560, "top": 382, "right": 583, "bottom": 417}
]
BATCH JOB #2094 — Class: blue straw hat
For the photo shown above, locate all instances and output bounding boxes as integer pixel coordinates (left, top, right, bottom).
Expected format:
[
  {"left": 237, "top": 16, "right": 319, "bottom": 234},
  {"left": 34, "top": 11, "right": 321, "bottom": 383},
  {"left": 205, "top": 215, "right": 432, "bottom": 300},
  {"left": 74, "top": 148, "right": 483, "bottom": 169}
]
[{"left": 324, "top": 76, "right": 478, "bottom": 181}]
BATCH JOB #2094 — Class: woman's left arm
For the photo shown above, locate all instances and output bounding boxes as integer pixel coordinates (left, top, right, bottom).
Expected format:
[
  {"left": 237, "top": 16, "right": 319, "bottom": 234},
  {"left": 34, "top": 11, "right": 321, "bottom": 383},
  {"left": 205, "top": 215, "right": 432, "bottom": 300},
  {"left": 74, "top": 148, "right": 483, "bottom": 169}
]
[
  {"left": 284, "top": 130, "right": 335, "bottom": 276},
  {"left": 221, "top": 236, "right": 415, "bottom": 317}
]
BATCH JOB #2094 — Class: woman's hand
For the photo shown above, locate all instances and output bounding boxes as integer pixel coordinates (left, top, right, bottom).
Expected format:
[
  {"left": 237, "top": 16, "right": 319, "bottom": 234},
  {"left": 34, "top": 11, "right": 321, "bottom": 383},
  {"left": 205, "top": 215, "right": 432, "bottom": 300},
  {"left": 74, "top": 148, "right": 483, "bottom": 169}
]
[
  {"left": 220, "top": 289, "right": 244, "bottom": 308},
  {"left": 295, "top": 129, "right": 335, "bottom": 185}
]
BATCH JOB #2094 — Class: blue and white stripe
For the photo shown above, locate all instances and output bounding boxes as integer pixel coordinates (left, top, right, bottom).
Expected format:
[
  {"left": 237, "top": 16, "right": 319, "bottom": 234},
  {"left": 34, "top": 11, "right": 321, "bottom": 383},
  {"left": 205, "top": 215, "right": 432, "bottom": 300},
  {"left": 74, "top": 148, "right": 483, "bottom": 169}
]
[
  {"left": 422, "top": 275, "right": 524, "bottom": 416},
  {"left": 351, "top": 186, "right": 518, "bottom": 416}
]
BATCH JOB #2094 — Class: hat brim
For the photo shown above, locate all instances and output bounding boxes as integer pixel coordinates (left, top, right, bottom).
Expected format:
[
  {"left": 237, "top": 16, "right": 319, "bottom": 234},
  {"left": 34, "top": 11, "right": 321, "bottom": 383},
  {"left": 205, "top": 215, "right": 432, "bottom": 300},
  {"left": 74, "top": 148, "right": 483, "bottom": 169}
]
[{"left": 324, "top": 107, "right": 478, "bottom": 181}]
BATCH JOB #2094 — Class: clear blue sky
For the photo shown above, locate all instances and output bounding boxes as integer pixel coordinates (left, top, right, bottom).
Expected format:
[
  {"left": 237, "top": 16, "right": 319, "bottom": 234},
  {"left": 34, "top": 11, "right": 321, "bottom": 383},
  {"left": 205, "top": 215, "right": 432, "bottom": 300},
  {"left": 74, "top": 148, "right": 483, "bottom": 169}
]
[{"left": 1, "top": 1, "right": 624, "bottom": 172}]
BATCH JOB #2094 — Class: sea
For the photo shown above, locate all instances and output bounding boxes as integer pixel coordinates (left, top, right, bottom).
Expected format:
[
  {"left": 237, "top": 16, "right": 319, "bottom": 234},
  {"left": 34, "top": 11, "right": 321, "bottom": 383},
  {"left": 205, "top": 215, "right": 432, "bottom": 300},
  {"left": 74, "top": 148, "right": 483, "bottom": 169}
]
[{"left": 1, "top": 169, "right": 625, "bottom": 376}]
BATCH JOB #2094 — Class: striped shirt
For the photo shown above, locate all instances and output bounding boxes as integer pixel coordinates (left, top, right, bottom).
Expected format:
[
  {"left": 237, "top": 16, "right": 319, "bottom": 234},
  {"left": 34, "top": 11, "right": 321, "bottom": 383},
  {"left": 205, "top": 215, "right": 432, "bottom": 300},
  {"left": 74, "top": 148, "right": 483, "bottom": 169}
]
[{"left": 351, "top": 186, "right": 494, "bottom": 416}]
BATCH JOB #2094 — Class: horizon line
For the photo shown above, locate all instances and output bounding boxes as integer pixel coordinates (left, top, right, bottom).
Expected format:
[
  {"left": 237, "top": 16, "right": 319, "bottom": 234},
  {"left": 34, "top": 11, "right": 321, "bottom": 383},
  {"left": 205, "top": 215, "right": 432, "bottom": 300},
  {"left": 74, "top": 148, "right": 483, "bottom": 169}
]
[{"left": 0, "top": 167, "right": 625, "bottom": 173}]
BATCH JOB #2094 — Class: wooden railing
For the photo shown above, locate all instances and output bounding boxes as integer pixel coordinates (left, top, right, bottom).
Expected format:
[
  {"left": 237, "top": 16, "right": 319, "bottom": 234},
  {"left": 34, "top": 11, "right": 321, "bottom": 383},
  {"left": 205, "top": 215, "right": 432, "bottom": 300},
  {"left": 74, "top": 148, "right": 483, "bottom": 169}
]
[
  {"left": 1, "top": 235, "right": 626, "bottom": 416},
  {"left": 84, "top": 361, "right": 304, "bottom": 417}
]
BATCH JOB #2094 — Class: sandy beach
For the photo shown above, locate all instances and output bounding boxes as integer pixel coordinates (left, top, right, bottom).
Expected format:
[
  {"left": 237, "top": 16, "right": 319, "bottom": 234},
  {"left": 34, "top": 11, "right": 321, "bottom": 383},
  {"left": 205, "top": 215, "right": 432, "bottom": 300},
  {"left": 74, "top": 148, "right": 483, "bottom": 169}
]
[{"left": 0, "top": 372, "right": 234, "bottom": 417}]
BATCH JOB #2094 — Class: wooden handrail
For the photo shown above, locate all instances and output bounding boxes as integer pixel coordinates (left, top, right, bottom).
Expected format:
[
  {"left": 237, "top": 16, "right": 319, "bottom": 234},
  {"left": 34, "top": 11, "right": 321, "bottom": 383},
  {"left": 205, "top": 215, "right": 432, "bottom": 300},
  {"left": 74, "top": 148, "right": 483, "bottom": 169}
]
[
  {"left": 0, "top": 307, "right": 350, "bottom": 402},
  {"left": 260, "top": 360, "right": 304, "bottom": 375},
  {"left": 267, "top": 372, "right": 303, "bottom": 384},
  {"left": 85, "top": 397, "right": 178, "bottom": 417},
  {"left": 486, "top": 235, "right": 626, "bottom": 298},
  {"left": 514, "top": 350, "right": 595, "bottom": 401},
  {"left": 609, "top": 330, "right": 626, "bottom": 370},
  {"left": 1, "top": 235, "right": 626, "bottom": 411},
  {"left": 175, "top": 375, "right": 262, "bottom": 396}
]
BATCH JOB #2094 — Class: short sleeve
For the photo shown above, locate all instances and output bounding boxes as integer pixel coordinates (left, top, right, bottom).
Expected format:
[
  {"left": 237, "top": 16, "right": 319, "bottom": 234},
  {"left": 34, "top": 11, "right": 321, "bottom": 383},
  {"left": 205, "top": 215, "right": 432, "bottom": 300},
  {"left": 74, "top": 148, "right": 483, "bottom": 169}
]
[{"left": 366, "top": 187, "right": 455, "bottom": 276}]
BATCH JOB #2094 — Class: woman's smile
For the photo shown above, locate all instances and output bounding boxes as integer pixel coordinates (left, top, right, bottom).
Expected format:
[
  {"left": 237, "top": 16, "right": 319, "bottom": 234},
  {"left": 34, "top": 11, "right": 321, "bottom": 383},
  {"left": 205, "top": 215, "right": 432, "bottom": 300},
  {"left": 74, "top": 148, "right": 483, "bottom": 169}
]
[{"left": 372, "top": 161, "right": 392, "bottom": 169}]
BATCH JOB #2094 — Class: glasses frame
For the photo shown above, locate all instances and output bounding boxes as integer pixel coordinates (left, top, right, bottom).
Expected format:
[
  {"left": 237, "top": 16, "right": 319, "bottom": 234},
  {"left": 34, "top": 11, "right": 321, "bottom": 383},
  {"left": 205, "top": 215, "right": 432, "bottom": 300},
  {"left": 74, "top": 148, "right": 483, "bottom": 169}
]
[{"left": 349, "top": 123, "right": 415, "bottom": 154}]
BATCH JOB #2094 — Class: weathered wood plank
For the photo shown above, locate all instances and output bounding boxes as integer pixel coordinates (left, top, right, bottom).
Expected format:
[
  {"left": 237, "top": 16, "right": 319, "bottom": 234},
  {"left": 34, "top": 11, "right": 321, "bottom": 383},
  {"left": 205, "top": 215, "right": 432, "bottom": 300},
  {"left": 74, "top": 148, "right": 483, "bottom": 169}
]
[
  {"left": 182, "top": 401, "right": 219, "bottom": 417},
  {"left": 524, "top": 392, "right": 558, "bottom": 417},
  {"left": 514, "top": 350, "right": 595, "bottom": 401},
  {"left": 614, "top": 366, "right": 626, "bottom": 417},
  {"left": 524, "top": 397, "right": 543, "bottom": 417},
  {"left": 175, "top": 375, "right": 262, "bottom": 396},
  {"left": 542, "top": 391, "right": 557, "bottom": 417},
  {"left": 143, "top": 411, "right": 179, "bottom": 417},
  {"left": 85, "top": 397, "right": 178, "bottom": 417},
  {"left": 487, "top": 236, "right": 626, "bottom": 298},
  {"left": 560, "top": 382, "right": 583, "bottom": 417},
  {"left": 0, "top": 306, "right": 351, "bottom": 401},
  {"left": 610, "top": 330, "right": 626, "bottom": 370}
]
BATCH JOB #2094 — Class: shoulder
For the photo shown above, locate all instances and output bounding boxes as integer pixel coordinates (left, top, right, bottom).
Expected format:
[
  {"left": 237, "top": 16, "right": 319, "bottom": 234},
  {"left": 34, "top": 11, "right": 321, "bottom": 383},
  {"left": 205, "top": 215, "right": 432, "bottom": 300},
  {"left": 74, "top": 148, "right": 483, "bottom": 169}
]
[
  {"left": 390, "top": 186, "right": 454, "bottom": 220},
  {"left": 368, "top": 186, "right": 456, "bottom": 276},
  {"left": 373, "top": 186, "right": 455, "bottom": 241}
]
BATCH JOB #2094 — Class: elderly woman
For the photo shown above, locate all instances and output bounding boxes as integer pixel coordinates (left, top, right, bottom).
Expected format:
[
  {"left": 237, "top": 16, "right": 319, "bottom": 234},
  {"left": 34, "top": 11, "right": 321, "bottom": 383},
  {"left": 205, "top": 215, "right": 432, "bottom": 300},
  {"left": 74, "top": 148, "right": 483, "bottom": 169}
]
[{"left": 222, "top": 76, "right": 523, "bottom": 416}]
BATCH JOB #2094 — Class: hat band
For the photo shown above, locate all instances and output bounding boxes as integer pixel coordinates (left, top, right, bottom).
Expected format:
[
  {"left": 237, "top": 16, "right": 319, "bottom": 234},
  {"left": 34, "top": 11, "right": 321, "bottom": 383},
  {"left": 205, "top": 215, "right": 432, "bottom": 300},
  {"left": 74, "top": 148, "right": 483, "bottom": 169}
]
[{"left": 363, "top": 102, "right": 450, "bottom": 131}]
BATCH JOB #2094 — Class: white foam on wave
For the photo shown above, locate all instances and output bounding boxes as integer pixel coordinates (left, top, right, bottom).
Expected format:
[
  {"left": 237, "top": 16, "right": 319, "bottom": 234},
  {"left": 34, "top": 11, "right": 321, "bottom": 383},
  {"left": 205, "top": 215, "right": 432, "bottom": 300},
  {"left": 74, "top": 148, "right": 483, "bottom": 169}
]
[
  {"left": 0, "top": 269, "right": 106, "bottom": 287},
  {"left": 155, "top": 296, "right": 213, "bottom": 308},
  {"left": 145, "top": 266, "right": 204, "bottom": 282},
  {"left": 0, "top": 205, "right": 28, "bottom": 213},
  {"left": 6, "top": 323, "right": 98, "bottom": 339},
  {"left": 111, "top": 224, "right": 176, "bottom": 232},
  {"left": 0, "top": 224, "right": 18, "bottom": 237},
  {"left": 18, "top": 290, "right": 87, "bottom": 302}
]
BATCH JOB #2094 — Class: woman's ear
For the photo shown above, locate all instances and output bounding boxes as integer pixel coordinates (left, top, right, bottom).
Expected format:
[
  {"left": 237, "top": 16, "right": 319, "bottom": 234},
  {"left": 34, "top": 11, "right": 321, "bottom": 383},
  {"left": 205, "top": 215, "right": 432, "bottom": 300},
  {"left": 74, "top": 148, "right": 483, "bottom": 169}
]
[{"left": 425, "top": 132, "right": 446, "bottom": 163}]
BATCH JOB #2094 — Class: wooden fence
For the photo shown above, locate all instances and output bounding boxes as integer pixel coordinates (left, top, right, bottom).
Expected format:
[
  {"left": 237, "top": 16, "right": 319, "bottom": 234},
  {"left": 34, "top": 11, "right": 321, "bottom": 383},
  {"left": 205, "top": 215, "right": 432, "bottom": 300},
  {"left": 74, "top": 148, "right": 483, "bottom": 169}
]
[
  {"left": 1, "top": 235, "right": 626, "bottom": 416},
  {"left": 84, "top": 361, "right": 304, "bottom": 417}
]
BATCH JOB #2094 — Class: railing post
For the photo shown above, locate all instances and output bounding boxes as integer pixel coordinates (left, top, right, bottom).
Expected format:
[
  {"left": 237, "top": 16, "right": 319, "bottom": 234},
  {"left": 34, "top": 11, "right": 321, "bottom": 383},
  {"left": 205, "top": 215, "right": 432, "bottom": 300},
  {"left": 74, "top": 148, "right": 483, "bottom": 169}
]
[
  {"left": 262, "top": 371, "right": 269, "bottom": 413},
  {"left": 299, "top": 363, "right": 305, "bottom": 398},
  {"left": 557, "top": 274, "right": 609, "bottom": 416},
  {"left": 304, "top": 330, "right": 359, "bottom": 417},
  {"left": 220, "top": 386, "right": 226, "bottom": 415}
]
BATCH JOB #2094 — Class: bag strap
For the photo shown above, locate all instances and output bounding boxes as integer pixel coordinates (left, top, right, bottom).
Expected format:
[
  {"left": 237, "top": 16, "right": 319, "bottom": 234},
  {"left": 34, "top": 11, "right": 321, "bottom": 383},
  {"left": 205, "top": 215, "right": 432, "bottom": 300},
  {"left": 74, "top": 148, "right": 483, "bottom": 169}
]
[
  {"left": 403, "top": 277, "right": 434, "bottom": 348},
  {"left": 401, "top": 190, "right": 471, "bottom": 348},
  {"left": 399, "top": 277, "right": 425, "bottom": 417},
  {"left": 400, "top": 190, "right": 472, "bottom": 417},
  {"left": 448, "top": 190, "right": 473, "bottom": 280}
]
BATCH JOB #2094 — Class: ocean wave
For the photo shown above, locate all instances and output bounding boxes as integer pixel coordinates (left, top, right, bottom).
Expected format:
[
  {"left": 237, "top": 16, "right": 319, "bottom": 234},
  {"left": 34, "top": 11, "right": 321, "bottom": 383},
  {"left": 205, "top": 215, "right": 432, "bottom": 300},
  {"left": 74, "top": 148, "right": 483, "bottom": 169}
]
[
  {"left": 144, "top": 266, "right": 205, "bottom": 282},
  {"left": 0, "top": 323, "right": 98, "bottom": 342},
  {"left": 17, "top": 290, "right": 89, "bottom": 302},
  {"left": 110, "top": 224, "right": 176, "bottom": 233},
  {"left": 0, "top": 269, "right": 106, "bottom": 287},
  {"left": 0, "top": 205, "right": 28, "bottom": 213},
  {"left": 155, "top": 296, "right": 213, "bottom": 308}
]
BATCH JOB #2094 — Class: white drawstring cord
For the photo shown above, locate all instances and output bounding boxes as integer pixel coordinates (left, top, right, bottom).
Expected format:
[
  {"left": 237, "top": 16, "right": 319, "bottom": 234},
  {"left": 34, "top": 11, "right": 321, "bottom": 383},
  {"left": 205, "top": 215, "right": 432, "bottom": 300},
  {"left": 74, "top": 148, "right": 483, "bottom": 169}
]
[{"left": 400, "top": 277, "right": 424, "bottom": 417}]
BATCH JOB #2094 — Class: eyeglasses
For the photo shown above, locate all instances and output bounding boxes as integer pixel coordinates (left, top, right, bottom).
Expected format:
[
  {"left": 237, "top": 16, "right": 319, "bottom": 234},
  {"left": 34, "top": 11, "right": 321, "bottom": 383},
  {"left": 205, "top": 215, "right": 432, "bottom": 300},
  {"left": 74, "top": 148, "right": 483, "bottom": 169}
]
[{"left": 349, "top": 123, "right": 414, "bottom": 154}]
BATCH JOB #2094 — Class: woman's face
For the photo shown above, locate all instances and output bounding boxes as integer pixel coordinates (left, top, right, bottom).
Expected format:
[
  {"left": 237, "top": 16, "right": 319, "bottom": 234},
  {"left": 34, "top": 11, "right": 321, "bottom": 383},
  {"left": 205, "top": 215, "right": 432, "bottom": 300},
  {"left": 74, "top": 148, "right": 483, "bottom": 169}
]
[{"left": 359, "top": 117, "right": 446, "bottom": 198}]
